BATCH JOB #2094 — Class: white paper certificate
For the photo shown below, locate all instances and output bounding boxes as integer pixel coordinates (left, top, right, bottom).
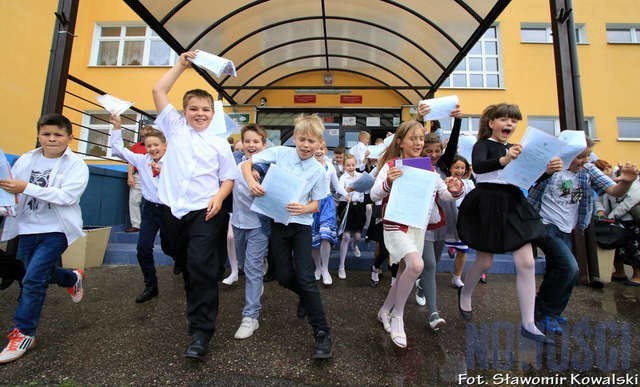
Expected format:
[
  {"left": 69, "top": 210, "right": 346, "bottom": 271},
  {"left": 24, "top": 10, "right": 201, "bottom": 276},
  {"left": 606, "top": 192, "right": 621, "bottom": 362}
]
[
  {"left": 383, "top": 167, "right": 438, "bottom": 229},
  {"left": 96, "top": 94, "right": 133, "bottom": 116},
  {"left": 502, "top": 126, "right": 566, "bottom": 189},
  {"left": 558, "top": 130, "right": 587, "bottom": 169},
  {"left": 189, "top": 50, "right": 237, "bottom": 77},
  {"left": 418, "top": 95, "right": 459, "bottom": 121},
  {"left": 250, "top": 164, "right": 304, "bottom": 225}
]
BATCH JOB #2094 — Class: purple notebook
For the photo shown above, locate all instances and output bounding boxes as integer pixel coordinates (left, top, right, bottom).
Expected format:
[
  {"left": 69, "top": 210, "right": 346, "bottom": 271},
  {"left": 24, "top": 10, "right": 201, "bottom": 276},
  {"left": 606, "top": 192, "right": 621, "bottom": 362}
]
[{"left": 394, "top": 157, "right": 433, "bottom": 171}]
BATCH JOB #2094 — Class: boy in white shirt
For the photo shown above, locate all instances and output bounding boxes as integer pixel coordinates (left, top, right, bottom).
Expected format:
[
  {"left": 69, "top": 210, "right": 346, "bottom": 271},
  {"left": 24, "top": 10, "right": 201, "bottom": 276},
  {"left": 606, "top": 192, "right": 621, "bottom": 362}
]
[
  {"left": 0, "top": 114, "right": 89, "bottom": 363},
  {"left": 152, "top": 51, "right": 237, "bottom": 360},
  {"left": 241, "top": 114, "right": 332, "bottom": 359},
  {"left": 350, "top": 131, "right": 370, "bottom": 172}
]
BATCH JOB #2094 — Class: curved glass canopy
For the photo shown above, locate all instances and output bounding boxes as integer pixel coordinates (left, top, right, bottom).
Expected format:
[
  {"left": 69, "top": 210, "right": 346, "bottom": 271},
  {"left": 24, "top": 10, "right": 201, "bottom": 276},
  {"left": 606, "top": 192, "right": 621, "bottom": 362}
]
[{"left": 124, "top": 0, "right": 511, "bottom": 104}]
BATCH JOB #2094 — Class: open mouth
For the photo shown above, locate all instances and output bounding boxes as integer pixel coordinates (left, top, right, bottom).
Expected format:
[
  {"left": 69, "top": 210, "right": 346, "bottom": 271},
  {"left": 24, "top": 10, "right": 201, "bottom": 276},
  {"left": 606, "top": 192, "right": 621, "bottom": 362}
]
[{"left": 501, "top": 129, "right": 512, "bottom": 136}]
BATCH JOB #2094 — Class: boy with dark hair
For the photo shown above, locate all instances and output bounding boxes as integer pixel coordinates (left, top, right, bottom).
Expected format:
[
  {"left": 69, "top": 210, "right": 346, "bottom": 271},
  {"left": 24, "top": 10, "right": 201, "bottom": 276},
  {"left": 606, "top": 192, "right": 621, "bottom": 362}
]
[
  {"left": 0, "top": 113, "right": 89, "bottom": 363},
  {"left": 152, "top": 51, "right": 237, "bottom": 360}
]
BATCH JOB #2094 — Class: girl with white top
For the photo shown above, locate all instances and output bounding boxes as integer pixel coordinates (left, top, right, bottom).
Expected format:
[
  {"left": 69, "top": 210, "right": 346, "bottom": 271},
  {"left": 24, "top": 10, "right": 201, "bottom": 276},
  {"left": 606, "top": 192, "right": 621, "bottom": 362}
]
[{"left": 337, "top": 154, "right": 366, "bottom": 280}]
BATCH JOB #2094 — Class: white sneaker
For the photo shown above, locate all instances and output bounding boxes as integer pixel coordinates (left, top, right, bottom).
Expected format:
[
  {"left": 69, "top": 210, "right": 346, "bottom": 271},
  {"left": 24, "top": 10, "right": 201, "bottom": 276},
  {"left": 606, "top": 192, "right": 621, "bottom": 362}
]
[
  {"left": 314, "top": 268, "right": 321, "bottom": 281},
  {"left": 321, "top": 271, "right": 333, "bottom": 286},
  {"left": 67, "top": 269, "right": 84, "bottom": 303},
  {"left": 222, "top": 273, "right": 238, "bottom": 286},
  {"left": 353, "top": 245, "right": 361, "bottom": 258},
  {"left": 0, "top": 328, "right": 35, "bottom": 364},
  {"left": 415, "top": 279, "right": 426, "bottom": 306},
  {"left": 338, "top": 267, "right": 346, "bottom": 280},
  {"left": 429, "top": 312, "right": 446, "bottom": 331},
  {"left": 234, "top": 317, "right": 259, "bottom": 339}
]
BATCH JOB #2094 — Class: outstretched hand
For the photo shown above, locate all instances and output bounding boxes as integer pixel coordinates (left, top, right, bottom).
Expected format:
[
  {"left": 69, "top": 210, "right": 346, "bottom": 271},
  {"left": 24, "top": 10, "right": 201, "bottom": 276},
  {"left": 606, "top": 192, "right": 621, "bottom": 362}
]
[{"left": 615, "top": 161, "right": 639, "bottom": 183}]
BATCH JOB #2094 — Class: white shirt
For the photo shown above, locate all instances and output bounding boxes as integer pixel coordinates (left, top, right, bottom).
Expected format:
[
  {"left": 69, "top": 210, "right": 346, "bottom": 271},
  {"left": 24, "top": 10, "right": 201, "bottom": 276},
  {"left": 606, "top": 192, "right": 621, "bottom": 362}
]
[
  {"left": 18, "top": 156, "right": 62, "bottom": 235},
  {"left": 110, "top": 129, "right": 162, "bottom": 204},
  {"left": 251, "top": 146, "right": 328, "bottom": 226},
  {"left": 539, "top": 170, "right": 581, "bottom": 233},
  {"left": 321, "top": 158, "right": 348, "bottom": 199},
  {"left": 350, "top": 142, "right": 368, "bottom": 171},
  {"left": 338, "top": 171, "right": 364, "bottom": 203},
  {"left": 154, "top": 104, "right": 238, "bottom": 219},
  {"left": 231, "top": 160, "right": 262, "bottom": 229},
  {"left": 2, "top": 147, "right": 89, "bottom": 245}
]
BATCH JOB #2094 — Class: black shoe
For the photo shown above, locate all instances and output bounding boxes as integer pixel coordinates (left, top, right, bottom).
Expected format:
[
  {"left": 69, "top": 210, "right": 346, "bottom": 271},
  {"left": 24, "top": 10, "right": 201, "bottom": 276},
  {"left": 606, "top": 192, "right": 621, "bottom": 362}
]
[
  {"left": 457, "top": 286, "right": 472, "bottom": 321},
  {"left": 312, "top": 330, "right": 332, "bottom": 359},
  {"left": 296, "top": 299, "right": 307, "bottom": 320},
  {"left": 520, "top": 326, "right": 555, "bottom": 345},
  {"left": 135, "top": 286, "right": 159, "bottom": 303},
  {"left": 173, "top": 263, "right": 183, "bottom": 275},
  {"left": 0, "top": 277, "right": 15, "bottom": 290},
  {"left": 263, "top": 272, "right": 274, "bottom": 283},
  {"left": 184, "top": 332, "right": 210, "bottom": 360}
]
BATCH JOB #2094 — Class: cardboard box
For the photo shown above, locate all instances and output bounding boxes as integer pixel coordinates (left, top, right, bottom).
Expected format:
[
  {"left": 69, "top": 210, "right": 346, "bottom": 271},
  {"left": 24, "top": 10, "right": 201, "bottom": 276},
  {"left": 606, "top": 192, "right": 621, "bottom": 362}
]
[{"left": 61, "top": 226, "right": 112, "bottom": 269}]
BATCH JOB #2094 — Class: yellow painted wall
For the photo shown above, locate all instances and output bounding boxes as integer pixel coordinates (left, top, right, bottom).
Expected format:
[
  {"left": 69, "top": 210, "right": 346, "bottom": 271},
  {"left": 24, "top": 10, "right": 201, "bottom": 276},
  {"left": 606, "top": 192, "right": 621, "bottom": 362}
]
[
  {"left": 6, "top": 0, "right": 639, "bottom": 164},
  {"left": 0, "top": 1, "right": 58, "bottom": 155}
]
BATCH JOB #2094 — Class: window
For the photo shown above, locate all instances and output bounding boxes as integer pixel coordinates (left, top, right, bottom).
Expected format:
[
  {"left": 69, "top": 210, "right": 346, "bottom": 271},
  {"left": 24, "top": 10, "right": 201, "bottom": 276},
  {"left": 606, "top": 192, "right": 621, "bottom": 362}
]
[
  {"left": 439, "top": 116, "right": 481, "bottom": 137},
  {"left": 79, "top": 112, "right": 139, "bottom": 158},
  {"left": 520, "top": 23, "right": 588, "bottom": 44},
  {"left": 91, "top": 24, "right": 177, "bottom": 66},
  {"left": 442, "top": 26, "right": 502, "bottom": 89},
  {"left": 527, "top": 116, "right": 597, "bottom": 138},
  {"left": 617, "top": 118, "right": 640, "bottom": 140},
  {"left": 607, "top": 24, "right": 640, "bottom": 43}
]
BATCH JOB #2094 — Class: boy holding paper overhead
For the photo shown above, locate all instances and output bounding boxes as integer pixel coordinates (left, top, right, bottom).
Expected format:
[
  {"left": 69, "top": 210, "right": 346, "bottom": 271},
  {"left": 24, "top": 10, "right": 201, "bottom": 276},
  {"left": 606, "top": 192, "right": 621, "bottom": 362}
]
[
  {"left": 152, "top": 50, "right": 238, "bottom": 360},
  {"left": 241, "top": 114, "right": 332, "bottom": 359},
  {"left": 528, "top": 136, "right": 638, "bottom": 334},
  {"left": 371, "top": 120, "right": 463, "bottom": 348}
]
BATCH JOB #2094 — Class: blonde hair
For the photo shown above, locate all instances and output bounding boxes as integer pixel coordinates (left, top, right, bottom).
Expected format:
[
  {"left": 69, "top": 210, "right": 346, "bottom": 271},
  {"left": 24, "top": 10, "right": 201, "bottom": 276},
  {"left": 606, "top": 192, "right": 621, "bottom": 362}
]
[
  {"left": 477, "top": 103, "right": 522, "bottom": 141},
  {"left": 359, "top": 131, "right": 371, "bottom": 141},
  {"left": 293, "top": 114, "right": 324, "bottom": 140},
  {"left": 182, "top": 89, "right": 214, "bottom": 110},
  {"left": 377, "top": 120, "right": 424, "bottom": 169},
  {"left": 343, "top": 153, "right": 356, "bottom": 164}
]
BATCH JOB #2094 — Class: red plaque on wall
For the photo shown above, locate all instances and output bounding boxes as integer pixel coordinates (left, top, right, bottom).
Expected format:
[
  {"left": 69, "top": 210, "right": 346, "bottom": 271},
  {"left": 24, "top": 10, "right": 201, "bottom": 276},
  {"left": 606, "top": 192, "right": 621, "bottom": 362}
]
[
  {"left": 294, "top": 95, "right": 316, "bottom": 103},
  {"left": 340, "top": 95, "right": 362, "bottom": 104}
]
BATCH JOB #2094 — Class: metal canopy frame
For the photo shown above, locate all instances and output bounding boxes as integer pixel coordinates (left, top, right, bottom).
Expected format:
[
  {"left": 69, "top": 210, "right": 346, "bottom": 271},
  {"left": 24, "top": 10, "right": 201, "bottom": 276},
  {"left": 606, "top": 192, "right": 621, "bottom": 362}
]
[{"left": 123, "top": 0, "right": 511, "bottom": 105}]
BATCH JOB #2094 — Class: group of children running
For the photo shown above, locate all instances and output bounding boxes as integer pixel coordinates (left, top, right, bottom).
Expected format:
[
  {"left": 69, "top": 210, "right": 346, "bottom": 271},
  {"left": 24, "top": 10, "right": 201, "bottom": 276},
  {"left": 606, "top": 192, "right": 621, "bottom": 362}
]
[{"left": 1, "top": 50, "right": 638, "bottom": 364}]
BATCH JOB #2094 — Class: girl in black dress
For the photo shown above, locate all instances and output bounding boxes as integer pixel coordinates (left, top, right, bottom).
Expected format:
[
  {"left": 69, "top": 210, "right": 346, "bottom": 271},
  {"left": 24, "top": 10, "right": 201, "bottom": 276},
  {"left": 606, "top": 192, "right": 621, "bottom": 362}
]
[{"left": 456, "top": 103, "right": 552, "bottom": 344}]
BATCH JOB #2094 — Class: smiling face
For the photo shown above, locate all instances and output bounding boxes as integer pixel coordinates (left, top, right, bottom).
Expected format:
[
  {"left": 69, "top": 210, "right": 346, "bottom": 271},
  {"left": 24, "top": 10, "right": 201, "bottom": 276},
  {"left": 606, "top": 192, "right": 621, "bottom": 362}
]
[
  {"left": 450, "top": 160, "right": 467, "bottom": 178},
  {"left": 242, "top": 130, "right": 265, "bottom": 158},
  {"left": 333, "top": 152, "right": 344, "bottom": 165},
  {"left": 398, "top": 126, "right": 425, "bottom": 158},
  {"left": 344, "top": 157, "right": 356, "bottom": 174},
  {"left": 314, "top": 142, "right": 327, "bottom": 162},
  {"left": 144, "top": 135, "right": 167, "bottom": 162},
  {"left": 293, "top": 131, "right": 320, "bottom": 160},
  {"left": 184, "top": 96, "right": 213, "bottom": 132},
  {"left": 38, "top": 125, "right": 72, "bottom": 158},
  {"left": 489, "top": 116, "right": 519, "bottom": 143},
  {"left": 423, "top": 142, "right": 442, "bottom": 163}
]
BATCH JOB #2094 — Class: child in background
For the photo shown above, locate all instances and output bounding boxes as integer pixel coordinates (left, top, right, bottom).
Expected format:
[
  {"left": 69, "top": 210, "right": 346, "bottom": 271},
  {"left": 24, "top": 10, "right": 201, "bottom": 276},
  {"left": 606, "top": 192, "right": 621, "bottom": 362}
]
[
  {"left": 241, "top": 114, "right": 333, "bottom": 359},
  {"left": 0, "top": 114, "right": 88, "bottom": 363},
  {"left": 350, "top": 131, "right": 371, "bottom": 172},
  {"left": 443, "top": 155, "right": 475, "bottom": 288},
  {"left": 312, "top": 141, "right": 348, "bottom": 285},
  {"left": 231, "top": 125, "right": 271, "bottom": 339},
  {"left": 152, "top": 50, "right": 238, "bottom": 359},
  {"left": 110, "top": 115, "right": 168, "bottom": 303},
  {"left": 371, "top": 120, "right": 463, "bottom": 348},
  {"left": 337, "top": 154, "right": 365, "bottom": 280},
  {"left": 456, "top": 103, "right": 552, "bottom": 344},
  {"left": 332, "top": 145, "right": 346, "bottom": 179}
]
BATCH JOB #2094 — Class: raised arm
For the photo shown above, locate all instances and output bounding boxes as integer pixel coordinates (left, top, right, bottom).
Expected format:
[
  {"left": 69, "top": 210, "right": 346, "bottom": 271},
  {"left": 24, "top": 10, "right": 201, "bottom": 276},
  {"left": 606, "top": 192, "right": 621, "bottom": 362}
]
[
  {"left": 109, "top": 114, "right": 146, "bottom": 170},
  {"left": 152, "top": 51, "right": 197, "bottom": 113}
]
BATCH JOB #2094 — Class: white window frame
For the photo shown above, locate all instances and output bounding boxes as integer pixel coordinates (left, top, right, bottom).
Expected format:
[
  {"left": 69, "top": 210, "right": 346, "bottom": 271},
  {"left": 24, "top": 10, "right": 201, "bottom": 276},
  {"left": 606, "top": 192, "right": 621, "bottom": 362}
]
[
  {"left": 439, "top": 115, "right": 481, "bottom": 137},
  {"left": 441, "top": 25, "right": 503, "bottom": 89},
  {"left": 606, "top": 24, "right": 640, "bottom": 44},
  {"left": 527, "top": 116, "right": 597, "bottom": 139},
  {"left": 78, "top": 111, "right": 141, "bottom": 159},
  {"left": 520, "top": 23, "right": 588, "bottom": 44},
  {"left": 90, "top": 23, "right": 178, "bottom": 66},
  {"left": 617, "top": 118, "right": 640, "bottom": 141}
]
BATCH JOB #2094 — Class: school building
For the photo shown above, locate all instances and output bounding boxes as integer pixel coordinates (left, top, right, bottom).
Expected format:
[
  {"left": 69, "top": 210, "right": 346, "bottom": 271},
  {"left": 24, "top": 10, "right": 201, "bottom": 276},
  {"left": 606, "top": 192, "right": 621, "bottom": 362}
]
[{"left": 0, "top": 0, "right": 640, "bottom": 164}]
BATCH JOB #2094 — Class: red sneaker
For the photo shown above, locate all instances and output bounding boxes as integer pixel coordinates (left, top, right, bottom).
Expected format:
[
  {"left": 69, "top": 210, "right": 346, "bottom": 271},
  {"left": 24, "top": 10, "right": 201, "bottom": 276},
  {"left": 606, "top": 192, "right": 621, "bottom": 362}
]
[{"left": 67, "top": 269, "right": 84, "bottom": 303}]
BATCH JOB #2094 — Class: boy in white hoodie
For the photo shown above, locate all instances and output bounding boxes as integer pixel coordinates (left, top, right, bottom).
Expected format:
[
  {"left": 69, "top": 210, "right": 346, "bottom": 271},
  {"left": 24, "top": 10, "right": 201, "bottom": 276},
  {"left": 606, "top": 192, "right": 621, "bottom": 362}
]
[{"left": 0, "top": 114, "right": 89, "bottom": 363}]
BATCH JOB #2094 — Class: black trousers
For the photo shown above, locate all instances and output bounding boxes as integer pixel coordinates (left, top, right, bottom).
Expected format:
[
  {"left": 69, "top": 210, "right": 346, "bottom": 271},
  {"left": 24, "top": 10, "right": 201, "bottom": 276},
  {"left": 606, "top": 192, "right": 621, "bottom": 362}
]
[
  {"left": 161, "top": 207, "right": 225, "bottom": 337},
  {"left": 270, "top": 222, "right": 330, "bottom": 335}
]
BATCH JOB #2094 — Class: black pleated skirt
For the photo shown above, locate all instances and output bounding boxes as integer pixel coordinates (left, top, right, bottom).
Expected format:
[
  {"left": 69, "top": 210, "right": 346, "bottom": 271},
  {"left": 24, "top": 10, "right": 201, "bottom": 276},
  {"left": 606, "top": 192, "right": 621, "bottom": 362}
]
[{"left": 456, "top": 183, "right": 545, "bottom": 254}]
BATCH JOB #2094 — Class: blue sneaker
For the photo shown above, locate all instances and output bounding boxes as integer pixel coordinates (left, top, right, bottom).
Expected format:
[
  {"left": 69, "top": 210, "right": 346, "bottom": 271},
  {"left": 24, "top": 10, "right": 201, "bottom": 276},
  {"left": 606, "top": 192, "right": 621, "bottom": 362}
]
[
  {"left": 537, "top": 316, "right": 563, "bottom": 334},
  {"left": 554, "top": 316, "right": 568, "bottom": 326}
]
